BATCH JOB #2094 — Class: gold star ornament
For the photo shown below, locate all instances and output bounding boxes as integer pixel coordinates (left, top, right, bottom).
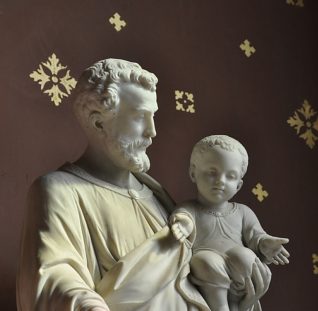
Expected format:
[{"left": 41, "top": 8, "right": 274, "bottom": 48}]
[
  {"left": 30, "top": 53, "right": 77, "bottom": 106},
  {"left": 287, "top": 100, "right": 318, "bottom": 149}
]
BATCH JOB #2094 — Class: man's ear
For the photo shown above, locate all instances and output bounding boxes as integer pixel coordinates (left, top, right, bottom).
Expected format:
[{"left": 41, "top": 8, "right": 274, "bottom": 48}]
[
  {"left": 189, "top": 164, "right": 196, "bottom": 183},
  {"left": 89, "top": 112, "right": 104, "bottom": 132},
  {"left": 237, "top": 179, "right": 243, "bottom": 192}
]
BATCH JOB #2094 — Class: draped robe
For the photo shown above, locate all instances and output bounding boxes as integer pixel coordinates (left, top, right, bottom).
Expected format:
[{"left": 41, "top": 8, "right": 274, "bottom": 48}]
[{"left": 17, "top": 163, "right": 210, "bottom": 311}]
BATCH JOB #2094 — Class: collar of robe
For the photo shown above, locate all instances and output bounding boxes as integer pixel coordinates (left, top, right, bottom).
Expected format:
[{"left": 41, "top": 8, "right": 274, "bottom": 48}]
[{"left": 60, "top": 162, "right": 154, "bottom": 200}]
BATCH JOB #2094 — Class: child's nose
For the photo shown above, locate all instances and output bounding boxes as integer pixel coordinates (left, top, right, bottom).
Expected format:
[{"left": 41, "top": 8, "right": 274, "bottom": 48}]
[{"left": 216, "top": 175, "right": 226, "bottom": 185}]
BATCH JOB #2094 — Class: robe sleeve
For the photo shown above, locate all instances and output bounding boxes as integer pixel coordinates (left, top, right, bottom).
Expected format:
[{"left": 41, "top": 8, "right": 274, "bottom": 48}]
[
  {"left": 241, "top": 204, "right": 270, "bottom": 258},
  {"left": 17, "top": 173, "right": 109, "bottom": 311}
]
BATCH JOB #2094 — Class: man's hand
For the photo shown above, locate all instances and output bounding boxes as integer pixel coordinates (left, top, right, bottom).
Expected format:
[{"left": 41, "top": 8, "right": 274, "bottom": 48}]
[
  {"left": 259, "top": 236, "right": 290, "bottom": 265},
  {"left": 171, "top": 213, "right": 194, "bottom": 243},
  {"left": 239, "top": 257, "right": 271, "bottom": 311}
]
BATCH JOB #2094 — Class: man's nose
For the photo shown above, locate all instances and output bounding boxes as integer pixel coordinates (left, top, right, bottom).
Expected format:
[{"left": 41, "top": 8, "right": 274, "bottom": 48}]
[{"left": 144, "top": 117, "right": 156, "bottom": 138}]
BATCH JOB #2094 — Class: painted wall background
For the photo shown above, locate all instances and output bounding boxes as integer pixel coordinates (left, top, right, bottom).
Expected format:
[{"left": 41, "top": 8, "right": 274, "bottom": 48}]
[{"left": 0, "top": 0, "right": 317, "bottom": 310}]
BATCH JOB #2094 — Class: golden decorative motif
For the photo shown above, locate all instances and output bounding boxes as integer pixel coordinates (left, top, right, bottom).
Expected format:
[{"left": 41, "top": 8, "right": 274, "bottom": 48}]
[
  {"left": 109, "top": 13, "right": 127, "bottom": 31},
  {"left": 175, "top": 90, "right": 195, "bottom": 113},
  {"left": 240, "top": 39, "right": 256, "bottom": 58},
  {"left": 313, "top": 254, "right": 318, "bottom": 274},
  {"left": 30, "top": 53, "right": 77, "bottom": 106},
  {"left": 252, "top": 183, "right": 269, "bottom": 202},
  {"left": 286, "top": 0, "right": 304, "bottom": 7},
  {"left": 287, "top": 100, "right": 318, "bottom": 149}
]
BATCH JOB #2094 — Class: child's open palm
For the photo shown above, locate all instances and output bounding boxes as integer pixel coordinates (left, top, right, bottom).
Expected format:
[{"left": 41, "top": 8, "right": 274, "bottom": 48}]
[{"left": 259, "top": 236, "right": 290, "bottom": 265}]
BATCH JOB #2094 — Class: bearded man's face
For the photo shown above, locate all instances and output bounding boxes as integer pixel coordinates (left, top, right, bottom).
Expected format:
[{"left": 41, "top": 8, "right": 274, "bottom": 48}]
[{"left": 101, "top": 83, "right": 158, "bottom": 173}]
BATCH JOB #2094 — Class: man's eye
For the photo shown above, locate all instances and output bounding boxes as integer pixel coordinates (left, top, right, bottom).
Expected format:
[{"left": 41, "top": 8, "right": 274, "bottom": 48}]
[{"left": 135, "top": 113, "right": 145, "bottom": 119}]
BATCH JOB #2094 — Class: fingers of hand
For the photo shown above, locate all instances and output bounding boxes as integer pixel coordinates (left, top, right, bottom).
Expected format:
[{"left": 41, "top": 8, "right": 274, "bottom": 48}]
[
  {"left": 280, "top": 237, "right": 289, "bottom": 244},
  {"left": 255, "top": 258, "right": 271, "bottom": 293},
  {"left": 239, "top": 277, "right": 255, "bottom": 310},
  {"left": 281, "top": 246, "right": 290, "bottom": 258},
  {"left": 240, "top": 259, "right": 271, "bottom": 311},
  {"left": 274, "top": 253, "right": 289, "bottom": 265},
  {"left": 252, "top": 261, "right": 264, "bottom": 297},
  {"left": 273, "top": 237, "right": 289, "bottom": 245},
  {"left": 266, "top": 244, "right": 287, "bottom": 260},
  {"left": 174, "top": 213, "right": 191, "bottom": 225},
  {"left": 171, "top": 223, "right": 186, "bottom": 242},
  {"left": 245, "top": 276, "right": 255, "bottom": 297}
]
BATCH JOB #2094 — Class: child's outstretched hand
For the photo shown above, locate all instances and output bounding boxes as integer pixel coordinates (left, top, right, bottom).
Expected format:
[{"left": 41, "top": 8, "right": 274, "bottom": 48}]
[
  {"left": 259, "top": 236, "right": 290, "bottom": 265},
  {"left": 171, "top": 213, "right": 194, "bottom": 243}
]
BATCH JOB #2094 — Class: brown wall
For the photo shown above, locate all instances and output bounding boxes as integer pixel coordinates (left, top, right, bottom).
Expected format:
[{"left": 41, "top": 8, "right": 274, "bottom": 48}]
[{"left": 1, "top": 0, "right": 317, "bottom": 309}]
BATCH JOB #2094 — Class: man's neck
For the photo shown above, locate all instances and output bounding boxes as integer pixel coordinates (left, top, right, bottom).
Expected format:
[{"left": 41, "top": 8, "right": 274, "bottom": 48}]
[{"left": 74, "top": 146, "right": 142, "bottom": 190}]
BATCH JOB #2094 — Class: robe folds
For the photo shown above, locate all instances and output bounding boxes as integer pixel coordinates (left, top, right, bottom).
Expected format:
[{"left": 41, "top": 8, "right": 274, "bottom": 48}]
[{"left": 17, "top": 163, "right": 210, "bottom": 311}]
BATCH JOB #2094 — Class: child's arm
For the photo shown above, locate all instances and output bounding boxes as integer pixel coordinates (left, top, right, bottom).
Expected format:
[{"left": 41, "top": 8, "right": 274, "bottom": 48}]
[
  {"left": 241, "top": 204, "right": 290, "bottom": 265},
  {"left": 259, "top": 236, "right": 290, "bottom": 265}
]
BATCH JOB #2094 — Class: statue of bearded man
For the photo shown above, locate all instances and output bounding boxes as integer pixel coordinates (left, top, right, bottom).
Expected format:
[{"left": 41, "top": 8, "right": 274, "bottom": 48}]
[{"left": 17, "top": 59, "right": 270, "bottom": 311}]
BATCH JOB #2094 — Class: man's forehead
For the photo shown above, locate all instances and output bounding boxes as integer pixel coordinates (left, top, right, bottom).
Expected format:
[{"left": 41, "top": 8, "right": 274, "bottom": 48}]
[{"left": 119, "top": 83, "right": 158, "bottom": 110}]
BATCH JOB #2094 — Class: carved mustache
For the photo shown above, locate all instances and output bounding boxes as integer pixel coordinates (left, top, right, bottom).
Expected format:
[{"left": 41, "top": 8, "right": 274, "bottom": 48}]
[{"left": 121, "top": 138, "right": 152, "bottom": 152}]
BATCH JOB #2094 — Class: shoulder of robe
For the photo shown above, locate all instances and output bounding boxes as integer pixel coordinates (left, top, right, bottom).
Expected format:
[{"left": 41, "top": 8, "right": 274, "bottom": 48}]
[
  {"left": 28, "top": 171, "right": 78, "bottom": 206},
  {"left": 32, "top": 170, "right": 75, "bottom": 189},
  {"left": 26, "top": 172, "right": 84, "bottom": 241}
]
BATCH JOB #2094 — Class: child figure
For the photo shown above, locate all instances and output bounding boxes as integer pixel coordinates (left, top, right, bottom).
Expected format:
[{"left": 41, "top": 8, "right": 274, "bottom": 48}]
[{"left": 170, "top": 135, "right": 290, "bottom": 311}]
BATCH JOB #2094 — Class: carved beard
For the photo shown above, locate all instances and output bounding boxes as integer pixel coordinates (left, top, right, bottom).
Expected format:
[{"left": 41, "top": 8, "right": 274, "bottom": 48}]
[{"left": 106, "top": 133, "right": 152, "bottom": 173}]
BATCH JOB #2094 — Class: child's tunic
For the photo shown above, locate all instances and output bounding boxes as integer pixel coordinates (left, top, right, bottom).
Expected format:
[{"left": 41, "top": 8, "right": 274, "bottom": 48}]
[{"left": 172, "top": 202, "right": 272, "bottom": 311}]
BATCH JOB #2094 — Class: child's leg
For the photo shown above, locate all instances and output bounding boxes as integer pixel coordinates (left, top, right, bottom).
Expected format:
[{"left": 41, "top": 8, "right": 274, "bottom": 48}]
[
  {"left": 190, "top": 249, "right": 231, "bottom": 311},
  {"left": 226, "top": 246, "right": 256, "bottom": 286}
]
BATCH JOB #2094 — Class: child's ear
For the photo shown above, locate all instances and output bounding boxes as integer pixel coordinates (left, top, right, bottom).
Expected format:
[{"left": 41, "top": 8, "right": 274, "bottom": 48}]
[
  {"left": 189, "top": 164, "right": 196, "bottom": 183},
  {"left": 237, "top": 179, "right": 243, "bottom": 191}
]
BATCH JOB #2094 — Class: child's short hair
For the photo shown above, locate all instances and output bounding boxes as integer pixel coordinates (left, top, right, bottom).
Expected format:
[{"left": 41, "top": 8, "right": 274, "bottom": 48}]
[{"left": 190, "top": 135, "right": 249, "bottom": 177}]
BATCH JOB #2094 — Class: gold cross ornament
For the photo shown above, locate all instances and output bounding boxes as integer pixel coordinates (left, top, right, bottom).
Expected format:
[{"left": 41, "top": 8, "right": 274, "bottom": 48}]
[
  {"left": 240, "top": 39, "right": 256, "bottom": 58},
  {"left": 286, "top": 0, "right": 304, "bottom": 7},
  {"left": 109, "top": 13, "right": 127, "bottom": 31},
  {"left": 313, "top": 254, "right": 318, "bottom": 274},
  {"left": 175, "top": 90, "right": 196, "bottom": 114},
  {"left": 252, "top": 183, "right": 269, "bottom": 202}
]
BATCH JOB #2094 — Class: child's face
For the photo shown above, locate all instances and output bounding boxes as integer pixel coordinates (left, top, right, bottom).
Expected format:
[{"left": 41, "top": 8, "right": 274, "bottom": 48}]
[{"left": 191, "top": 146, "right": 243, "bottom": 205}]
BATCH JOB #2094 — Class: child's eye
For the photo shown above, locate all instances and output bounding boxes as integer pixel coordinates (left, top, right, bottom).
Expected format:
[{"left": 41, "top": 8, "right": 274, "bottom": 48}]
[{"left": 227, "top": 174, "right": 237, "bottom": 179}]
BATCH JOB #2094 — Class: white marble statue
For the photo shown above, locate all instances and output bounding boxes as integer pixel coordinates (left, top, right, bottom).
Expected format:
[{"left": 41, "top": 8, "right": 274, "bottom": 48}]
[
  {"left": 17, "top": 60, "right": 270, "bottom": 311},
  {"left": 170, "top": 135, "right": 290, "bottom": 311}
]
